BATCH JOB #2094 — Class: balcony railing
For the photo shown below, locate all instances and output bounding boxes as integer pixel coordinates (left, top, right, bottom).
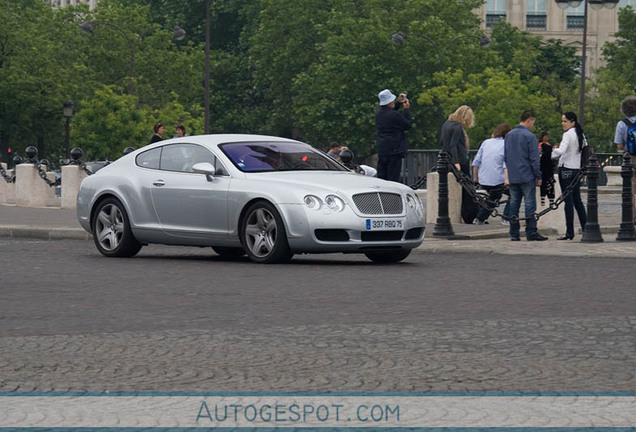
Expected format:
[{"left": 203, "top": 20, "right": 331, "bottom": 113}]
[
  {"left": 567, "top": 15, "right": 585, "bottom": 29},
  {"left": 486, "top": 14, "right": 507, "bottom": 28},
  {"left": 526, "top": 14, "right": 547, "bottom": 30}
]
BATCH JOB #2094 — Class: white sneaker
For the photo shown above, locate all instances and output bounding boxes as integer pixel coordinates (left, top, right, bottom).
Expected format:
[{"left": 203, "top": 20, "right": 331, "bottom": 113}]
[
  {"left": 500, "top": 219, "right": 510, "bottom": 226},
  {"left": 472, "top": 218, "right": 488, "bottom": 225}
]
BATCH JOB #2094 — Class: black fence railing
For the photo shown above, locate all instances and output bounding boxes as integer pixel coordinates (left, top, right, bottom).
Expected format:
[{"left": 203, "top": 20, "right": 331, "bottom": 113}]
[{"left": 401, "top": 150, "right": 623, "bottom": 189}]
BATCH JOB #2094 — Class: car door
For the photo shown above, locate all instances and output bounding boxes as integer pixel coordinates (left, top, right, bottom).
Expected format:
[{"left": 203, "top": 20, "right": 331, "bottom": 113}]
[{"left": 149, "top": 143, "right": 231, "bottom": 240}]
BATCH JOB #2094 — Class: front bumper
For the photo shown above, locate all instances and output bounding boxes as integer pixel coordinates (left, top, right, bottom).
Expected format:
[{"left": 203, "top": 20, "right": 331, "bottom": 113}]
[{"left": 278, "top": 203, "right": 426, "bottom": 254}]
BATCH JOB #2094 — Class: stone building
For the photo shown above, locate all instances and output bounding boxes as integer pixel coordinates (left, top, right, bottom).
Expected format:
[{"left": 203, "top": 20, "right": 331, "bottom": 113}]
[{"left": 476, "top": 0, "right": 636, "bottom": 74}]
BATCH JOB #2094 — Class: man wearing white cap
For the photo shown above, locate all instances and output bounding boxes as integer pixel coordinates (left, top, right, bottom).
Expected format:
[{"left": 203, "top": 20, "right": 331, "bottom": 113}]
[{"left": 375, "top": 89, "right": 412, "bottom": 181}]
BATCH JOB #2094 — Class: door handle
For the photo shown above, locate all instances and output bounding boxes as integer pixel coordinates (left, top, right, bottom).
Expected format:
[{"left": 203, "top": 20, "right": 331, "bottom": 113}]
[{"left": 152, "top": 180, "right": 165, "bottom": 187}]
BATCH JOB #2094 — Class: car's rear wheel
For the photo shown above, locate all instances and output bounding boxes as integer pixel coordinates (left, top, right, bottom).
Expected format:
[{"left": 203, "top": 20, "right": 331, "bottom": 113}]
[
  {"left": 92, "top": 198, "right": 142, "bottom": 257},
  {"left": 212, "top": 246, "right": 245, "bottom": 259},
  {"left": 240, "top": 201, "right": 293, "bottom": 264},
  {"left": 364, "top": 249, "right": 412, "bottom": 263}
]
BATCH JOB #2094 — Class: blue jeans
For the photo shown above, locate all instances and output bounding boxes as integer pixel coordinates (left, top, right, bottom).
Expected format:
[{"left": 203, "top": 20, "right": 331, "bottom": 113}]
[
  {"left": 508, "top": 180, "right": 538, "bottom": 239},
  {"left": 558, "top": 168, "right": 587, "bottom": 238}
]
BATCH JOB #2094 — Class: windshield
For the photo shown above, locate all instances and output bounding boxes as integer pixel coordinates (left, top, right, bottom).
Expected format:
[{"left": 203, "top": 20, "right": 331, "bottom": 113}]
[{"left": 220, "top": 141, "right": 347, "bottom": 173}]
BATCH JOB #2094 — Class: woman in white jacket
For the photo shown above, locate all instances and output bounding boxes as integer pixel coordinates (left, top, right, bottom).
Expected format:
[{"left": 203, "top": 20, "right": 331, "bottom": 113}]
[{"left": 551, "top": 112, "right": 587, "bottom": 240}]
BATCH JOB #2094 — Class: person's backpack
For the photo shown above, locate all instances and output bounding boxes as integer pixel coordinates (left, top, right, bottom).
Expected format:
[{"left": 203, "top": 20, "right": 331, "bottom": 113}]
[{"left": 622, "top": 118, "right": 636, "bottom": 154}]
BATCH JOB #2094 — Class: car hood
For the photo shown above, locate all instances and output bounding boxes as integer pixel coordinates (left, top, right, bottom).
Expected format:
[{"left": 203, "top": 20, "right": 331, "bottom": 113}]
[{"left": 245, "top": 171, "right": 411, "bottom": 196}]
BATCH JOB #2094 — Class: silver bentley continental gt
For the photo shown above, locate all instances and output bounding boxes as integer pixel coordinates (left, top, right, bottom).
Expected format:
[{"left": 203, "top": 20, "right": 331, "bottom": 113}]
[{"left": 76, "top": 134, "right": 426, "bottom": 264}]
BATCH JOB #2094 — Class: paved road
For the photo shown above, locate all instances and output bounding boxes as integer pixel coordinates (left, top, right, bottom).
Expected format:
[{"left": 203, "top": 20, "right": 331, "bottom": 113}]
[{"left": 1, "top": 238, "right": 634, "bottom": 393}]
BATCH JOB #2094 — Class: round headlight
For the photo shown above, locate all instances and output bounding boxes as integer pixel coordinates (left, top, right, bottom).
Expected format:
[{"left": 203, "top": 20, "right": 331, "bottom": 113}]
[
  {"left": 304, "top": 195, "right": 322, "bottom": 210},
  {"left": 407, "top": 194, "right": 424, "bottom": 216},
  {"left": 325, "top": 194, "right": 345, "bottom": 212}
]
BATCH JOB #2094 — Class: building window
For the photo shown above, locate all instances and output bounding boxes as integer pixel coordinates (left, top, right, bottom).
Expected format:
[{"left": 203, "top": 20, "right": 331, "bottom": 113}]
[
  {"left": 567, "top": 2, "right": 585, "bottom": 30},
  {"left": 527, "top": 0, "right": 547, "bottom": 29},
  {"left": 486, "top": 0, "right": 507, "bottom": 28}
]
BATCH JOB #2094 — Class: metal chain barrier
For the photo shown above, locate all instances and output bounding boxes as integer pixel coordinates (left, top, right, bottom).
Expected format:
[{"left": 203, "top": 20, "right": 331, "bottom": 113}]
[
  {"left": 0, "top": 163, "right": 16, "bottom": 183},
  {"left": 448, "top": 163, "right": 587, "bottom": 223},
  {"left": 448, "top": 164, "right": 508, "bottom": 219},
  {"left": 65, "top": 158, "right": 95, "bottom": 176},
  {"left": 35, "top": 159, "right": 61, "bottom": 188}
]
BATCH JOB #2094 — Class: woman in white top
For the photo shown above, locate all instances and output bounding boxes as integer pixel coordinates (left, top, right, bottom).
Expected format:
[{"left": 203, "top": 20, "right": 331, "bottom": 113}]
[{"left": 551, "top": 112, "right": 587, "bottom": 240}]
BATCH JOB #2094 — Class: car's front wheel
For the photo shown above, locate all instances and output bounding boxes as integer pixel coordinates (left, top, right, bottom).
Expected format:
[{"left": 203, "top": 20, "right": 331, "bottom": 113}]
[
  {"left": 240, "top": 201, "right": 293, "bottom": 264},
  {"left": 92, "top": 198, "right": 142, "bottom": 257},
  {"left": 364, "top": 249, "right": 411, "bottom": 263}
]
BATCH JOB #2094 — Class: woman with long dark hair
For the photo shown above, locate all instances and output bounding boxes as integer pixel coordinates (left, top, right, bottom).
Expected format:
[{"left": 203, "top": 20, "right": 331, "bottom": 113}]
[{"left": 551, "top": 112, "right": 587, "bottom": 240}]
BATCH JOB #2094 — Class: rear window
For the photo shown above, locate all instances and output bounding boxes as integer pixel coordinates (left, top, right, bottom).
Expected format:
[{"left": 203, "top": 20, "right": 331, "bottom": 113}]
[{"left": 136, "top": 147, "right": 161, "bottom": 169}]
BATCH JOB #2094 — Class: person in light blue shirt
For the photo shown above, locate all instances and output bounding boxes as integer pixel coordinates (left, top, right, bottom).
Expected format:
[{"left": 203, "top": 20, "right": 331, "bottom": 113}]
[
  {"left": 471, "top": 123, "right": 512, "bottom": 225},
  {"left": 614, "top": 95, "right": 636, "bottom": 224}
]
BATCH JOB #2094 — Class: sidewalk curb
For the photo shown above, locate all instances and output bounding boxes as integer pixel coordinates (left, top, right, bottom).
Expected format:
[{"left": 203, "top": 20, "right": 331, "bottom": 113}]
[
  {"left": 0, "top": 226, "right": 91, "bottom": 241},
  {"left": 0, "top": 224, "right": 625, "bottom": 242}
]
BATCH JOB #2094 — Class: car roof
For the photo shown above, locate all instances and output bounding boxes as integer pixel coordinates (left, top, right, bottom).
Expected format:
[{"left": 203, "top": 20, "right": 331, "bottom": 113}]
[
  {"left": 162, "top": 134, "right": 301, "bottom": 147},
  {"left": 121, "top": 134, "right": 310, "bottom": 162}
]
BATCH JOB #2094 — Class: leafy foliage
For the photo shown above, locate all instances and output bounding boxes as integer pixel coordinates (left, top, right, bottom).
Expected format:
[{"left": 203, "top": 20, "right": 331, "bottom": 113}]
[{"left": 3, "top": 0, "right": 631, "bottom": 166}]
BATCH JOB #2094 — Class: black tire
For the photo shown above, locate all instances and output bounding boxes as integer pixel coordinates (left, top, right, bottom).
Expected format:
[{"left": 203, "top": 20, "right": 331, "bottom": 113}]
[
  {"left": 212, "top": 246, "right": 245, "bottom": 259},
  {"left": 91, "top": 197, "right": 142, "bottom": 257},
  {"left": 364, "top": 249, "right": 412, "bottom": 263},
  {"left": 240, "top": 201, "right": 293, "bottom": 264}
]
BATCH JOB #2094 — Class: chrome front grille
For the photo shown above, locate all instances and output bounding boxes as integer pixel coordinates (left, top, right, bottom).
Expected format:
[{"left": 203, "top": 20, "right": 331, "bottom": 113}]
[{"left": 352, "top": 192, "right": 403, "bottom": 215}]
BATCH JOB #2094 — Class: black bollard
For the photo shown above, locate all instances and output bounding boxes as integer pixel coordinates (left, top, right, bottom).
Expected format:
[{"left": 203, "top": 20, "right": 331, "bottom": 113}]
[
  {"left": 581, "top": 154, "right": 603, "bottom": 242},
  {"left": 24, "top": 146, "right": 38, "bottom": 164},
  {"left": 70, "top": 147, "right": 84, "bottom": 161},
  {"left": 432, "top": 151, "right": 455, "bottom": 237},
  {"left": 616, "top": 152, "right": 636, "bottom": 241}
]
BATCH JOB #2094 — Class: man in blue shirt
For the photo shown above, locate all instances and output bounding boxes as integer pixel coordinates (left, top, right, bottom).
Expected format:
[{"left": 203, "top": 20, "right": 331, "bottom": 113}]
[
  {"left": 504, "top": 110, "right": 548, "bottom": 241},
  {"left": 614, "top": 95, "right": 636, "bottom": 224}
]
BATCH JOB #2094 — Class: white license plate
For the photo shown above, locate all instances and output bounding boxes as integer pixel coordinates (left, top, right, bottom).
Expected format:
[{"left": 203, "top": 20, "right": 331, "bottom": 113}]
[{"left": 365, "top": 219, "right": 404, "bottom": 231}]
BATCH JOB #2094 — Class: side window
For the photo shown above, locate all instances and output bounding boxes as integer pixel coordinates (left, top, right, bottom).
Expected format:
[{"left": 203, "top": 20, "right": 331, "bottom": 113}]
[
  {"left": 160, "top": 143, "right": 225, "bottom": 174},
  {"left": 136, "top": 147, "right": 161, "bottom": 170}
]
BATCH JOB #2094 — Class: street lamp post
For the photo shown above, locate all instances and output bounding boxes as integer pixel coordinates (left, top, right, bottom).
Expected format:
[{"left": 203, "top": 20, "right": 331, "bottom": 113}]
[
  {"left": 555, "top": 0, "right": 619, "bottom": 127},
  {"left": 80, "top": 20, "right": 186, "bottom": 94},
  {"left": 63, "top": 100, "right": 74, "bottom": 160},
  {"left": 391, "top": 31, "right": 492, "bottom": 138},
  {"left": 204, "top": 0, "right": 211, "bottom": 134}
]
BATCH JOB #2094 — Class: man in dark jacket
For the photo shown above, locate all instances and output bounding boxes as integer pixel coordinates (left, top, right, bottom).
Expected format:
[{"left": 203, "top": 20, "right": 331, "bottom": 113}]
[
  {"left": 504, "top": 110, "right": 548, "bottom": 242},
  {"left": 375, "top": 89, "right": 412, "bottom": 181}
]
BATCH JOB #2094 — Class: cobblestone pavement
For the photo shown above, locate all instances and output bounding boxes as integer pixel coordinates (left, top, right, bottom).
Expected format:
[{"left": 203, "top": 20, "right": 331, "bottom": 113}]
[
  {"left": 1, "top": 205, "right": 635, "bottom": 395},
  {"left": 1, "top": 316, "right": 634, "bottom": 392}
]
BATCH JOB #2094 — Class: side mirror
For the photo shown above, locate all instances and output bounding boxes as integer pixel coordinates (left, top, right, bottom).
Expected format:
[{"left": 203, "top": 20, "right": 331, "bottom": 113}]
[{"left": 192, "top": 162, "right": 216, "bottom": 181}]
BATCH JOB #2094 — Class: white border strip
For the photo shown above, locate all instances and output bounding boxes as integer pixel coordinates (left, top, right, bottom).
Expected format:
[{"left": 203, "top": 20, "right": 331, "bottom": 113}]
[{"left": 1, "top": 395, "right": 636, "bottom": 428}]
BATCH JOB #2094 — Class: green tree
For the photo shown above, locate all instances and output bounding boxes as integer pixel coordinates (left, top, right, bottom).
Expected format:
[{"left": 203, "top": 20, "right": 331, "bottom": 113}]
[
  {"left": 72, "top": 86, "right": 153, "bottom": 160},
  {"left": 0, "top": 0, "right": 90, "bottom": 162},
  {"left": 601, "top": 6, "right": 636, "bottom": 85},
  {"left": 587, "top": 6, "right": 636, "bottom": 152},
  {"left": 292, "top": 0, "right": 485, "bottom": 157},
  {"left": 418, "top": 68, "right": 560, "bottom": 146}
]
